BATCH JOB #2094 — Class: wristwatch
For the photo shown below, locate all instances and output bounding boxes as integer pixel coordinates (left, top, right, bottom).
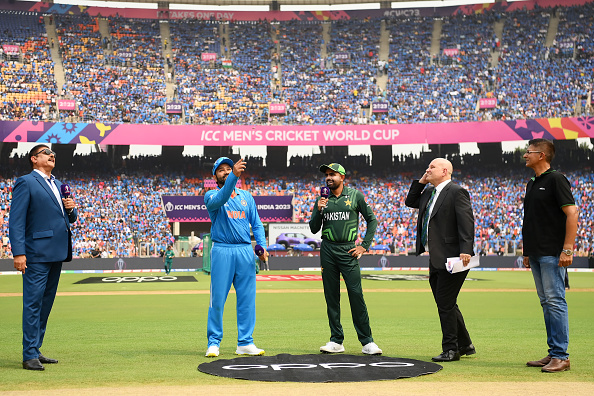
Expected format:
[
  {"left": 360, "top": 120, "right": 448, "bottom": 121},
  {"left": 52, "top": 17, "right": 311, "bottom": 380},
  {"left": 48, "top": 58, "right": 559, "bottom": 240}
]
[{"left": 562, "top": 249, "right": 574, "bottom": 256}]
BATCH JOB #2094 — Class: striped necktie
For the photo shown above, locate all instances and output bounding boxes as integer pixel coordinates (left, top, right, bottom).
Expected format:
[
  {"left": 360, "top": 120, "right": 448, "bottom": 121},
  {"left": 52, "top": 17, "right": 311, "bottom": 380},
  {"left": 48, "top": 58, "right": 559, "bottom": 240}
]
[{"left": 420, "top": 189, "right": 436, "bottom": 248}]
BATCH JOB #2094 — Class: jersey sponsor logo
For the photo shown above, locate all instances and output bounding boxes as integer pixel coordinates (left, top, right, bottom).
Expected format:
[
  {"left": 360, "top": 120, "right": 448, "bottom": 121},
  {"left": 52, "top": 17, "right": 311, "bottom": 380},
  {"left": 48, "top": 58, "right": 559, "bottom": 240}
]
[
  {"left": 324, "top": 211, "right": 350, "bottom": 221},
  {"left": 227, "top": 210, "right": 246, "bottom": 219}
]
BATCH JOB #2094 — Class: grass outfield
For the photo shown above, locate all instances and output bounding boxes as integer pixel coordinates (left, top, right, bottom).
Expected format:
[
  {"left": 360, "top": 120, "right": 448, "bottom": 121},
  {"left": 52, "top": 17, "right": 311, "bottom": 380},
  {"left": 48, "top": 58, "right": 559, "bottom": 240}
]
[{"left": 0, "top": 270, "right": 592, "bottom": 392}]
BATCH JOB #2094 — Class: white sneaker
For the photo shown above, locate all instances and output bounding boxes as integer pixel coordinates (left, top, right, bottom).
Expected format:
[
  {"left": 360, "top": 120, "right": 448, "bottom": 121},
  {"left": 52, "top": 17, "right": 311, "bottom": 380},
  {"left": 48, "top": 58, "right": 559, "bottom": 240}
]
[
  {"left": 362, "top": 342, "right": 383, "bottom": 355},
  {"left": 205, "top": 345, "right": 219, "bottom": 357},
  {"left": 320, "top": 341, "right": 345, "bottom": 353},
  {"left": 235, "top": 344, "right": 265, "bottom": 356}
]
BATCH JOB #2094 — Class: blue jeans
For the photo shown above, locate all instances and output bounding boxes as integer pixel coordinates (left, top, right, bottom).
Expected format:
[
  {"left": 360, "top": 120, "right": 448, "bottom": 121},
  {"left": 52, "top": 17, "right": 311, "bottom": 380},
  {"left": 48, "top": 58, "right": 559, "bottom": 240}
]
[{"left": 529, "top": 256, "right": 569, "bottom": 360}]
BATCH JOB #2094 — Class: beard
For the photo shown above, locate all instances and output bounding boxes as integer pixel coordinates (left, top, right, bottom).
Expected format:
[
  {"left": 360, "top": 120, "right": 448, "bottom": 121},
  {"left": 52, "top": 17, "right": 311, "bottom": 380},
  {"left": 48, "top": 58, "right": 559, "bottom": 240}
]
[
  {"left": 327, "top": 179, "right": 342, "bottom": 191},
  {"left": 216, "top": 174, "right": 228, "bottom": 188}
]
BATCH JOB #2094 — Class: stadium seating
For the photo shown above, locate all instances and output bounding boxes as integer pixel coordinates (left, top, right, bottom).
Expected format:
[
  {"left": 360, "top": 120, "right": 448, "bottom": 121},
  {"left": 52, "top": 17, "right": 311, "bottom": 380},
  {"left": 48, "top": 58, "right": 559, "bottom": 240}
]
[
  {"left": 3, "top": 4, "right": 594, "bottom": 124},
  {"left": 1, "top": 153, "right": 592, "bottom": 259}
]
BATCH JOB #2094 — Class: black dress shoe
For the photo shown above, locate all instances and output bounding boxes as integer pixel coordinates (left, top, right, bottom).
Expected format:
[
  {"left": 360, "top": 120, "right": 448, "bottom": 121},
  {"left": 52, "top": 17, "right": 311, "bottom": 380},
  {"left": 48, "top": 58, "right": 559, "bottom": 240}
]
[
  {"left": 459, "top": 344, "right": 476, "bottom": 356},
  {"left": 38, "top": 354, "right": 58, "bottom": 364},
  {"left": 432, "top": 350, "right": 461, "bottom": 362},
  {"left": 22, "top": 358, "right": 45, "bottom": 371}
]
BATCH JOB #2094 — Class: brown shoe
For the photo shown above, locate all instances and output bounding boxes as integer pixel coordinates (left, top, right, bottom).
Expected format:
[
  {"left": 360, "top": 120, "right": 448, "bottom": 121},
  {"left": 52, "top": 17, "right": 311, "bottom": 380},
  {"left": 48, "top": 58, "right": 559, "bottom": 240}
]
[
  {"left": 542, "top": 358, "right": 570, "bottom": 373},
  {"left": 526, "top": 355, "right": 551, "bottom": 367}
]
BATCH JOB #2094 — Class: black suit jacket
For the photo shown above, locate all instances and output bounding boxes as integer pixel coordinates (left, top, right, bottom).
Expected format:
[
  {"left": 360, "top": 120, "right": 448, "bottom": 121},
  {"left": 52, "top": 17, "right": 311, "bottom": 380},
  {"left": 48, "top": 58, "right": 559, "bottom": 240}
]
[{"left": 405, "top": 180, "right": 474, "bottom": 270}]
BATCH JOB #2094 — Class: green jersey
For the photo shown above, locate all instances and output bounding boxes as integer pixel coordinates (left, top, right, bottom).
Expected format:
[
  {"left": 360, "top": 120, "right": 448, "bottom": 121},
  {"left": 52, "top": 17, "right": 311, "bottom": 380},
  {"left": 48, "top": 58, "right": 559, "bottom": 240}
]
[
  {"left": 165, "top": 250, "right": 175, "bottom": 262},
  {"left": 309, "top": 186, "right": 377, "bottom": 250}
]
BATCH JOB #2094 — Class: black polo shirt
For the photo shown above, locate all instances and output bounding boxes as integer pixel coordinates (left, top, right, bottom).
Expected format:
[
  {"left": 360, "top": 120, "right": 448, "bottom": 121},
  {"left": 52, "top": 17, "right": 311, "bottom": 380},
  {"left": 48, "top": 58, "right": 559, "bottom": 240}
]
[{"left": 522, "top": 169, "right": 575, "bottom": 256}]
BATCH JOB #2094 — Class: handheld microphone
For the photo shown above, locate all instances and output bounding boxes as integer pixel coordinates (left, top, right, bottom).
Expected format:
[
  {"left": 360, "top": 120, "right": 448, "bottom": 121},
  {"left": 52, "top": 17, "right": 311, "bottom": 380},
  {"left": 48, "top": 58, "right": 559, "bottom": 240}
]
[
  {"left": 320, "top": 186, "right": 330, "bottom": 213},
  {"left": 60, "top": 183, "right": 71, "bottom": 199},
  {"left": 255, "top": 244, "right": 268, "bottom": 270}
]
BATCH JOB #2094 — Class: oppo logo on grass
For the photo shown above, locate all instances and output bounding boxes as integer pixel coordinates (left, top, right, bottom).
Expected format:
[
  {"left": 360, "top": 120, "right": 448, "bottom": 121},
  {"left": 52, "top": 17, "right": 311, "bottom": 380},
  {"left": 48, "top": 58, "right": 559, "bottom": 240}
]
[
  {"left": 102, "top": 276, "right": 178, "bottom": 283},
  {"left": 222, "top": 361, "right": 415, "bottom": 371},
  {"left": 74, "top": 276, "right": 198, "bottom": 284}
]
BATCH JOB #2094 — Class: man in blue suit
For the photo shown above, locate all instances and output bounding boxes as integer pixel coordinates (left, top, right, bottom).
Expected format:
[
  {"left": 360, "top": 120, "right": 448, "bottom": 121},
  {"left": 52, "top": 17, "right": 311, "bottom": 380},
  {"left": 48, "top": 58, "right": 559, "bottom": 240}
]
[{"left": 9, "top": 144, "right": 77, "bottom": 371}]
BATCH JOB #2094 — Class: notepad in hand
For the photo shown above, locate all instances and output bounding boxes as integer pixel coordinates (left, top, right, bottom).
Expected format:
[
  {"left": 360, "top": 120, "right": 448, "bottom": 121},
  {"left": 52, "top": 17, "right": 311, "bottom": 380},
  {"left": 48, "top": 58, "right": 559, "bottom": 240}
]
[{"left": 445, "top": 255, "right": 480, "bottom": 274}]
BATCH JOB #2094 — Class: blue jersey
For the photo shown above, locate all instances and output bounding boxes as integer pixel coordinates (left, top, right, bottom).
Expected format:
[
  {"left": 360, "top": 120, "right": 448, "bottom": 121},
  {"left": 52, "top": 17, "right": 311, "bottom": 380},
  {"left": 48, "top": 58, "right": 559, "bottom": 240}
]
[{"left": 204, "top": 172, "right": 266, "bottom": 248}]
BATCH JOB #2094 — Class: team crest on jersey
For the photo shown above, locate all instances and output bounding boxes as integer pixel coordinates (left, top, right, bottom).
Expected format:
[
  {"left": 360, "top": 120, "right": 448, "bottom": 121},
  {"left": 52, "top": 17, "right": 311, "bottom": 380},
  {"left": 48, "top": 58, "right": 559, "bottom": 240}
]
[
  {"left": 344, "top": 198, "right": 352, "bottom": 207},
  {"left": 241, "top": 199, "right": 247, "bottom": 206}
]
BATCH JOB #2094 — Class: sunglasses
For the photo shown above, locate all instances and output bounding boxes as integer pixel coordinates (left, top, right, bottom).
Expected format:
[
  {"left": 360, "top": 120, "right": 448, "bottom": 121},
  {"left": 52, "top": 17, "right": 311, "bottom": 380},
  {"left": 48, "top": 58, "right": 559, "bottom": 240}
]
[{"left": 34, "top": 148, "right": 56, "bottom": 157}]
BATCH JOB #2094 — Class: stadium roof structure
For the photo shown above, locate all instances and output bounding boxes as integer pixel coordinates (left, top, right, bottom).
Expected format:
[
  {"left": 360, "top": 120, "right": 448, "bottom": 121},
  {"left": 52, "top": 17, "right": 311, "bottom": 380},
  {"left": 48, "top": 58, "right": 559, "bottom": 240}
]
[{"left": 88, "top": 0, "right": 436, "bottom": 6}]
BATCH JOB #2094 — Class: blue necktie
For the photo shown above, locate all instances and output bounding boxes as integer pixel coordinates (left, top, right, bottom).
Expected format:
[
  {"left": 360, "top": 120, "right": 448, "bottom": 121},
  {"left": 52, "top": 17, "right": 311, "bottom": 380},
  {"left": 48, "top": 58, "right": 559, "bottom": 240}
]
[{"left": 420, "top": 189, "right": 436, "bottom": 248}]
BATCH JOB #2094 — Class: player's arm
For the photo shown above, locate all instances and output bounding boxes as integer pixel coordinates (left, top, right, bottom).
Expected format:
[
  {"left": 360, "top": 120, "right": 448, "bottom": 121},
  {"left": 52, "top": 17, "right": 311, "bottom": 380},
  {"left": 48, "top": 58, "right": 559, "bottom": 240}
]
[
  {"left": 357, "top": 191, "right": 377, "bottom": 251},
  {"left": 309, "top": 197, "right": 322, "bottom": 233},
  {"left": 248, "top": 194, "right": 266, "bottom": 249},
  {"left": 205, "top": 172, "right": 238, "bottom": 211}
]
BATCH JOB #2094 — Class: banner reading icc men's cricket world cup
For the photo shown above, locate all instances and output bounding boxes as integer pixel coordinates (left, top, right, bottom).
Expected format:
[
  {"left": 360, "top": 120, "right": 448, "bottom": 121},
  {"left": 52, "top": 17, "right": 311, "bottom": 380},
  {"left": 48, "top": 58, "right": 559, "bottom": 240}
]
[{"left": 162, "top": 195, "right": 293, "bottom": 222}]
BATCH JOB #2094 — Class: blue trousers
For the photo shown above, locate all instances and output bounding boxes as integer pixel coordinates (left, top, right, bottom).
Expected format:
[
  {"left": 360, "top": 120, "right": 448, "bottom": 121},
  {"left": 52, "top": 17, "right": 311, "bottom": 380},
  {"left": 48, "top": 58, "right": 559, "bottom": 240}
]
[
  {"left": 22, "top": 261, "right": 62, "bottom": 361},
  {"left": 529, "top": 256, "right": 569, "bottom": 360},
  {"left": 207, "top": 243, "right": 257, "bottom": 347}
]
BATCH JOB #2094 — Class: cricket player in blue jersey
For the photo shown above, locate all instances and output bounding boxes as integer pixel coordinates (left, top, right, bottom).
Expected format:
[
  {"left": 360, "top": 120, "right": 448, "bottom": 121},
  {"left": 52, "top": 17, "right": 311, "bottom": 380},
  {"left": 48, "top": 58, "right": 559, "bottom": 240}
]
[{"left": 204, "top": 157, "right": 269, "bottom": 358}]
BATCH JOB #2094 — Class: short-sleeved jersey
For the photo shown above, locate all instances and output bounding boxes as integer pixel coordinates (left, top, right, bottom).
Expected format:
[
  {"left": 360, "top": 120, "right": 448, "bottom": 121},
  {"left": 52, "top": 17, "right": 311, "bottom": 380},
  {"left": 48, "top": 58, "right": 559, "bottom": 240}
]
[
  {"left": 309, "top": 186, "right": 377, "bottom": 250},
  {"left": 522, "top": 169, "right": 575, "bottom": 256},
  {"left": 204, "top": 172, "right": 266, "bottom": 248}
]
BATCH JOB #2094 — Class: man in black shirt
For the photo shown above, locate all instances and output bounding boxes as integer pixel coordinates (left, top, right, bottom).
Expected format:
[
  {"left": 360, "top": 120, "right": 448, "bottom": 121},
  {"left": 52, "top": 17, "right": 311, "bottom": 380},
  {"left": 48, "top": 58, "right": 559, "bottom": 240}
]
[{"left": 522, "top": 138, "right": 578, "bottom": 373}]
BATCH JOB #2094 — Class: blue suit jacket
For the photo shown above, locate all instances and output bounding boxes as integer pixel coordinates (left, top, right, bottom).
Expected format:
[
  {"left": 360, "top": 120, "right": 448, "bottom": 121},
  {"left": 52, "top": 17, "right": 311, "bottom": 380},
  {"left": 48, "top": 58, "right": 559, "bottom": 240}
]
[{"left": 9, "top": 171, "right": 78, "bottom": 263}]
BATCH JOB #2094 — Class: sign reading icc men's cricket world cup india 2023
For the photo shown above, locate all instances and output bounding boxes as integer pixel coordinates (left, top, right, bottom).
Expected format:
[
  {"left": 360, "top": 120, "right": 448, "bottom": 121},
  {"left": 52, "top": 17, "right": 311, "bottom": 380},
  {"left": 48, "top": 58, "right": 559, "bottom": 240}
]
[{"left": 162, "top": 195, "right": 293, "bottom": 222}]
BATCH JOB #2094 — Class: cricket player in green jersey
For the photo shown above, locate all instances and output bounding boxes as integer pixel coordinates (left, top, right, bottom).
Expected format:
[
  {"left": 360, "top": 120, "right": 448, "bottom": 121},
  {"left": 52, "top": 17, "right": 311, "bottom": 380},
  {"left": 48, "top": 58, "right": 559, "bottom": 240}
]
[
  {"left": 309, "top": 163, "right": 383, "bottom": 355},
  {"left": 163, "top": 245, "right": 174, "bottom": 275}
]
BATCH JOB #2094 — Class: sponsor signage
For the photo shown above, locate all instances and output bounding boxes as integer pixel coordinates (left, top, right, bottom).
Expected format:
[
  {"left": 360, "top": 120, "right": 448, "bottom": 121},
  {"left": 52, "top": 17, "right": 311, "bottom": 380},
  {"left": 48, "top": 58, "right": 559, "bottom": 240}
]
[
  {"left": 166, "top": 102, "right": 183, "bottom": 114},
  {"left": 558, "top": 41, "right": 574, "bottom": 49},
  {"left": 198, "top": 354, "right": 443, "bottom": 382},
  {"left": 201, "top": 52, "right": 217, "bottom": 61},
  {"left": 2, "top": 45, "right": 20, "bottom": 55},
  {"left": 443, "top": 48, "right": 459, "bottom": 56},
  {"left": 479, "top": 98, "right": 497, "bottom": 109},
  {"left": 57, "top": 99, "right": 76, "bottom": 111},
  {"left": 269, "top": 103, "right": 286, "bottom": 114},
  {"left": 371, "top": 102, "right": 389, "bottom": 113},
  {"left": 4, "top": 117, "right": 593, "bottom": 146},
  {"left": 74, "top": 276, "right": 198, "bottom": 284},
  {"left": 268, "top": 222, "right": 322, "bottom": 249},
  {"left": 255, "top": 274, "right": 322, "bottom": 281},
  {"left": 334, "top": 52, "right": 350, "bottom": 61},
  {"left": 162, "top": 195, "right": 293, "bottom": 222}
]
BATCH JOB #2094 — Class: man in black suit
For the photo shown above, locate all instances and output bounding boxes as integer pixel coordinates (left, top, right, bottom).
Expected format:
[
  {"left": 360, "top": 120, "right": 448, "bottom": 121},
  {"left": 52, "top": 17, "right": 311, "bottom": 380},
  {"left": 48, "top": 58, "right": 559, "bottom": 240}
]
[{"left": 405, "top": 158, "right": 475, "bottom": 362}]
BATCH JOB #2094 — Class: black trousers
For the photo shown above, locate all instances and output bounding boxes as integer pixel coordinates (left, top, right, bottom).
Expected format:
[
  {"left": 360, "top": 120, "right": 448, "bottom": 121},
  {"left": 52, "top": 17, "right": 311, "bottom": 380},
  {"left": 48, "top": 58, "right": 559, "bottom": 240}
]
[{"left": 429, "top": 268, "right": 472, "bottom": 352}]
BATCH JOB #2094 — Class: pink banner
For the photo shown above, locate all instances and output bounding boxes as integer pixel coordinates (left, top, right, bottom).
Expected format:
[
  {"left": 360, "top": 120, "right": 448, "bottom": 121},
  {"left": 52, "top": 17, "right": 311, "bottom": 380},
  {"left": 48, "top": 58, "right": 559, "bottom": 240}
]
[
  {"left": 201, "top": 53, "right": 217, "bottom": 61},
  {"left": 98, "top": 123, "right": 526, "bottom": 146},
  {"left": 479, "top": 98, "right": 497, "bottom": 109},
  {"left": 443, "top": 48, "right": 459, "bottom": 56},
  {"left": 203, "top": 179, "right": 241, "bottom": 188},
  {"left": 57, "top": 99, "right": 76, "bottom": 111},
  {"left": 2, "top": 45, "right": 20, "bottom": 55},
  {"left": 3, "top": 118, "right": 594, "bottom": 146},
  {"left": 269, "top": 103, "right": 286, "bottom": 114}
]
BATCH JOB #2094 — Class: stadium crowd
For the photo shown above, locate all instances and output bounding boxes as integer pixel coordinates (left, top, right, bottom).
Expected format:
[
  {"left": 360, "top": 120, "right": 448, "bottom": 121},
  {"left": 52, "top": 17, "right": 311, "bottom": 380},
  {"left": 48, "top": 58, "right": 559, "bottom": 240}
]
[
  {"left": 1, "top": 150, "right": 593, "bottom": 259},
  {"left": 2, "top": 3, "right": 593, "bottom": 124}
]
